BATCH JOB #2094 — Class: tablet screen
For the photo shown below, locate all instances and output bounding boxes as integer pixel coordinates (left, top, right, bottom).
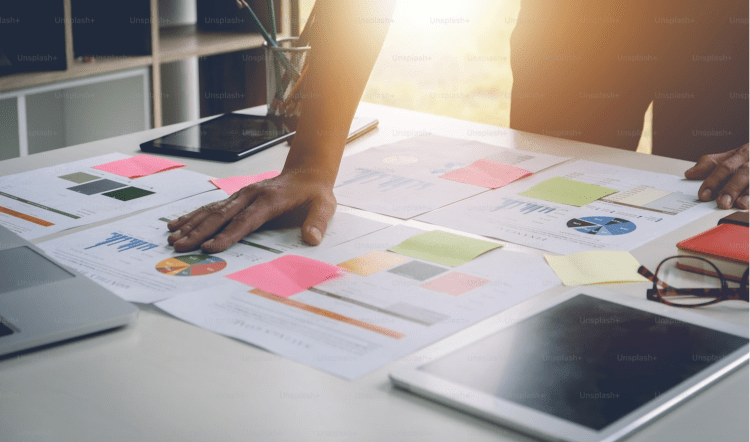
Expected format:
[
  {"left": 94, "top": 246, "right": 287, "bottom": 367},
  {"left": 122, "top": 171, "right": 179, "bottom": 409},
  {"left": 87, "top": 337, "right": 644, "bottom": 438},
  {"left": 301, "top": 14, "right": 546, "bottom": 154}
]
[
  {"left": 151, "top": 114, "right": 289, "bottom": 153},
  {"left": 419, "top": 295, "right": 747, "bottom": 430}
]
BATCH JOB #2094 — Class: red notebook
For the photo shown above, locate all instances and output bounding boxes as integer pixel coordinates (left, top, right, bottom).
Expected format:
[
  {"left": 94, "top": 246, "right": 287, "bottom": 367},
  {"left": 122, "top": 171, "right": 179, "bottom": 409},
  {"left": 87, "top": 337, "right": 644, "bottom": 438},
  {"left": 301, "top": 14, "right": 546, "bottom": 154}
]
[{"left": 677, "top": 223, "right": 748, "bottom": 282}]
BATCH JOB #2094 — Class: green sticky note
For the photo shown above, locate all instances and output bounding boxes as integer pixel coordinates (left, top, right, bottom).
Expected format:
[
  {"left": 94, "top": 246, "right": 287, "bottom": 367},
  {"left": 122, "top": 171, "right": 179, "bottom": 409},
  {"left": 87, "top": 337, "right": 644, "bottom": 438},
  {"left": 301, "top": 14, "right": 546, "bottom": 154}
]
[
  {"left": 544, "top": 251, "right": 649, "bottom": 286},
  {"left": 519, "top": 177, "right": 617, "bottom": 206},
  {"left": 389, "top": 230, "right": 502, "bottom": 267}
]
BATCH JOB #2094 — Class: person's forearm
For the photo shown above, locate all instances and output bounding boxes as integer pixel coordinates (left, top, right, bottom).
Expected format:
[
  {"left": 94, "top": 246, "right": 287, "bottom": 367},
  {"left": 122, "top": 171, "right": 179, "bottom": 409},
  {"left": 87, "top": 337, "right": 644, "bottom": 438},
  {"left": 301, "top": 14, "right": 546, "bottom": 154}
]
[{"left": 284, "top": 0, "right": 395, "bottom": 184}]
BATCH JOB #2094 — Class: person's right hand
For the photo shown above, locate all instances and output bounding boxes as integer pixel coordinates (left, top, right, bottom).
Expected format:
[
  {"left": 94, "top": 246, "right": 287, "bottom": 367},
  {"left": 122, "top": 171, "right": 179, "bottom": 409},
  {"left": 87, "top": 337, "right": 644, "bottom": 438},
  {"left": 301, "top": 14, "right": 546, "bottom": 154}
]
[
  {"left": 684, "top": 143, "right": 749, "bottom": 210},
  {"left": 166, "top": 171, "right": 336, "bottom": 253}
]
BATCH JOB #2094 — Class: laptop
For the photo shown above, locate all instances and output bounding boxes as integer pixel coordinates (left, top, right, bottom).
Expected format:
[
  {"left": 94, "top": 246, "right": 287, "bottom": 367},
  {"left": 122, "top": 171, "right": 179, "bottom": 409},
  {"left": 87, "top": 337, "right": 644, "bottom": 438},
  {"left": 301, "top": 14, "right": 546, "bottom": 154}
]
[{"left": 0, "top": 225, "right": 137, "bottom": 357}]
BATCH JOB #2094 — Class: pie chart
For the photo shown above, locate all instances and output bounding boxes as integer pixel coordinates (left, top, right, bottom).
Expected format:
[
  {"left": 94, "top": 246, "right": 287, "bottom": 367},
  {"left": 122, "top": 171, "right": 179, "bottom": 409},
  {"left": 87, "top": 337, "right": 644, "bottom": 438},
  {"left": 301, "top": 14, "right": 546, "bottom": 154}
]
[
  {"left": 567, "top": 216, "right": 637, "bottom": 235},
  {"left": 156, "top": 254, "right": 227, "bottom": 276}
]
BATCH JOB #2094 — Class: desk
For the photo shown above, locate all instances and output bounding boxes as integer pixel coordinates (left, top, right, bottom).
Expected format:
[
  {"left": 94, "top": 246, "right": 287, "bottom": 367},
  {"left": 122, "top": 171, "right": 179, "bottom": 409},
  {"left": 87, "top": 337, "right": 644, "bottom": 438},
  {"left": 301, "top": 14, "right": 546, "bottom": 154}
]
[{"left": 0, "top": 103, "right": 747, "bottom": 442}]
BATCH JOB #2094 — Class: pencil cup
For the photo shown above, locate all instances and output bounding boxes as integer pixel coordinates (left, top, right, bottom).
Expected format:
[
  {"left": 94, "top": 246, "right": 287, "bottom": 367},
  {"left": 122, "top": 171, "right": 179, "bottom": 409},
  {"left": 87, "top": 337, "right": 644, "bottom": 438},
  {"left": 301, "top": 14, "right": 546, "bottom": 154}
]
[{"left": 264, "top": 37, "right": 310, "bottom": 122}]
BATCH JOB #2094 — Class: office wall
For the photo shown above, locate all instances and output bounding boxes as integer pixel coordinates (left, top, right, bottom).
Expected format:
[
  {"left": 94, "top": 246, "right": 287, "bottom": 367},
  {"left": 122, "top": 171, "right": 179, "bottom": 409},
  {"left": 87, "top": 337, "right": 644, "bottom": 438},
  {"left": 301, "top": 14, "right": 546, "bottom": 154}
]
[{"left": 0, "top": 98, "right": 19, "bottom": 161}]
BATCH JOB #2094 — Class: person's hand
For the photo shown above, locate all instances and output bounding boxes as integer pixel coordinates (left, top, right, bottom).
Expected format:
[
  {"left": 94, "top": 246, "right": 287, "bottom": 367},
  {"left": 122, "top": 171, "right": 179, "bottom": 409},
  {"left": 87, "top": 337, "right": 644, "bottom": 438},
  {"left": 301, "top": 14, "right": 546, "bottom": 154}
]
[
  {"left": 684, "top": 143, "right": 749, "bottom": 210},
  {"left": 166, "top": 172, "right": 336, "bottom": 253}
]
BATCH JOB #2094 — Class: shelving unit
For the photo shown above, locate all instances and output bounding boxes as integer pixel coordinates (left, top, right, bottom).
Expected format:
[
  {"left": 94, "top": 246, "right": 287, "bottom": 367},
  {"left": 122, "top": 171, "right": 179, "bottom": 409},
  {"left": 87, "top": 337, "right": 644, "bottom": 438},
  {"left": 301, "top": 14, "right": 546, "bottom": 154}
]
[{"left": 0, "top": 0, "right": 299, "bottom": 159}]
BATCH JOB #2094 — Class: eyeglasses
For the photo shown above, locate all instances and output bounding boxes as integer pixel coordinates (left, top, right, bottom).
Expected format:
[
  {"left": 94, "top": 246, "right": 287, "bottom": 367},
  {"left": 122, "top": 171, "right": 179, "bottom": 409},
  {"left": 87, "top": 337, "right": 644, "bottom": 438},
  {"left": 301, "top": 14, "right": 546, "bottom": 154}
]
[{"left": 638, "top": 256, "right": 749, "bottom": 308}]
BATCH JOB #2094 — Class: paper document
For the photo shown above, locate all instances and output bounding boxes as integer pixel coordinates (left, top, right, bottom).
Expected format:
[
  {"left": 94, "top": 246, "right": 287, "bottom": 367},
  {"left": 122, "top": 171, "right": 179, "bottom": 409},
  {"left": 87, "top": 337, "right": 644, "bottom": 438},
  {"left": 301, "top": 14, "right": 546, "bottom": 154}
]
[
  {"left": 156, "top": 225, "right": 561, "bottom": 379},
  {"left": 417, "top": 160, "right": 716, "bottom": 255},
  {"left": 333, "top": 134, "right": 569, "bottom": 218},
  {"left": 37, "top": 191, "right": 390, "bottom": 303},
  {"left": 0, "top": 153, "right": 216, "bottom": 239},
  {"left": 211, "top": 171, "right": 280, "bottom": 195}
]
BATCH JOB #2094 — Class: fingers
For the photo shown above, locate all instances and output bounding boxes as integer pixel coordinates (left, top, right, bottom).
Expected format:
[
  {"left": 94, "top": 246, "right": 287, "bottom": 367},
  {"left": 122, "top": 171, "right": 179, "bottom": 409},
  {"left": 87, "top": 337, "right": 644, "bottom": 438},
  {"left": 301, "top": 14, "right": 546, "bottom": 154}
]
[
  {"left": 201, "top": 194, "right": 286, "bottom": 253},
  {"left": 301, "top": 195, "right": 337, "bottom": 246},
  {"left": 696, "top": 146, "right": 748, "bottom": 204},
  {"left": 684, "top": 150, "right": 734, "bottom": 181},
  {"left": 170, "top": 191, "right": 258, "bottom": 252},
  {"left": 715, "top": 166, "right": 749, "bottom": 209},
  {"left": 735, "top": 190, "right": 749, "bottom": 210}
]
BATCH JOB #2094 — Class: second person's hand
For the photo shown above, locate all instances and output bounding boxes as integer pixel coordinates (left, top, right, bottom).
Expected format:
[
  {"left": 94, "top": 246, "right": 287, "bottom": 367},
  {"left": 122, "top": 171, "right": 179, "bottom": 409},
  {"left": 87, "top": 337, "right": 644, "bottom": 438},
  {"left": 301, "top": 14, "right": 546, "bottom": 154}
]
[{"left": 167, "top": 171, "right": 336, "bottom": 253}]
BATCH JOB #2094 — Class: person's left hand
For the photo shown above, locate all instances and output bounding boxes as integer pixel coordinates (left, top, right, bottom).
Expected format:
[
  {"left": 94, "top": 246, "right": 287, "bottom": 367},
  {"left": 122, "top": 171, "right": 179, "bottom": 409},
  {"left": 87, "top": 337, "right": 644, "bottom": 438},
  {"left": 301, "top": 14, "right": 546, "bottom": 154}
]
[{"left": 684, "top": 143, "right": 749, "bottom": 210}]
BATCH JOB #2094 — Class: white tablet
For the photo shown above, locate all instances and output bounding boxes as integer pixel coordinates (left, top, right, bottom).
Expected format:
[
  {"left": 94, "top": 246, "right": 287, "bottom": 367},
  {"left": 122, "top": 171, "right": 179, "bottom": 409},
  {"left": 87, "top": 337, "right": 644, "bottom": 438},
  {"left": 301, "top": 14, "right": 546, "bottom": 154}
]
[{"left": 390, "top": 287, "right": 748, "bottom": 442}]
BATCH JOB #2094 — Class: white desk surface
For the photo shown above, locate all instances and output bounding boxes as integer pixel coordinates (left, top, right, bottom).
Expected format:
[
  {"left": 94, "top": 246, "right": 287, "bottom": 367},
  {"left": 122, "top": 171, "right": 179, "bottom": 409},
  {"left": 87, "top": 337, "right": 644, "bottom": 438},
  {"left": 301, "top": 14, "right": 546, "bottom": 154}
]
[{"left": 0, "top": 103, "right": 747, "bottom": 442}]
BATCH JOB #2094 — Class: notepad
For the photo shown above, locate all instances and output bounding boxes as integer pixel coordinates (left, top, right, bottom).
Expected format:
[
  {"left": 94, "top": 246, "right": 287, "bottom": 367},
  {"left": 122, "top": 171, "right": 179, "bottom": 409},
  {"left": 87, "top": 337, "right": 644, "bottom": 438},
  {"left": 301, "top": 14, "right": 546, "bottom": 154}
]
[
  {"left": 389, "top": 230, "right": 502, "bottom": 267},
  {"left": 520, "top": 177, "right": 617, "bottom": 207},
  {"left": 439, "top": 159, "right": 531, "bottom": 189},
  {"left": 225, "top": 255, "right": 344, "bottom": 297},
  {"left": 544, "top": 251, "right": 648, "bottom": 286},
  {"left": 92, "top": 154, "right": 185, "bottom": 178},
  {"left": 211, "top": 171, "right": 280, "bottom": 195}
]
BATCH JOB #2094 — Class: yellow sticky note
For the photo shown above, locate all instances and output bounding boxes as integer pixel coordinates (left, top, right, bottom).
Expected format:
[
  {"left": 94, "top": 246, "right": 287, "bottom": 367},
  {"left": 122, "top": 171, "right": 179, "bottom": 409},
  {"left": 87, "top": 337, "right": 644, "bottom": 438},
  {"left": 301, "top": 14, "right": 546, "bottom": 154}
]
[
  {"left": 544, "top": 251, "right": 649, "bottom": 286},
  {"left": 389, "top": 230, "right": 502, "bottom": 267},
  {"left": 338, "top": 251, "right": 409, "bottom": 276},
  {"left": 520, "top": 177, "right": 617, "bottom": 206}
]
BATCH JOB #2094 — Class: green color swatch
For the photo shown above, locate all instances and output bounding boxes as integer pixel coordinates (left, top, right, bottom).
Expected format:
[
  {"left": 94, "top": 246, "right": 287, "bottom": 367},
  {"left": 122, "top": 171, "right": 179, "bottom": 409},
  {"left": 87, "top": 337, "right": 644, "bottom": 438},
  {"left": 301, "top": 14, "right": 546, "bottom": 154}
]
[
  {"left": 58, "top": 172, "right": 100, "bottom": 184},
  {"left": 520, "top": 177, "right": 617, "bottom": 207},
  {"left": 389, "top": 230, "right": 502, "bottom": 267},
  {"left": 102, "top": 187, "right": 155, "bottom": 201}
]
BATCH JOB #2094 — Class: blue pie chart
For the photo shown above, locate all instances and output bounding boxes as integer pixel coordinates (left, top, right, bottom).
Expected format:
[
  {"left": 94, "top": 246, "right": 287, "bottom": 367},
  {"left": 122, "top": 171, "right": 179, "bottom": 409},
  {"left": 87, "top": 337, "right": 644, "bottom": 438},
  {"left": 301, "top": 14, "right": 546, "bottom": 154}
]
[{"left": 567, "top": 216, "right": 636, "bottom": 235}]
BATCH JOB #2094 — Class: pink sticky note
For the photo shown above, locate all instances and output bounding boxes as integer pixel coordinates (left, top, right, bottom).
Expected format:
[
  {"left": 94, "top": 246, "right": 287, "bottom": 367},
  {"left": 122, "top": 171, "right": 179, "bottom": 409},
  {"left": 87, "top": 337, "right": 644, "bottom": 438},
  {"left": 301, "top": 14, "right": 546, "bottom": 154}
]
[
  {"left": 225, "top": 255, "right": 344, "bottom": 297},
  {"left": 420, "top": 272, "right": 490, "bottom": 296},
  {"left": 92, "top": 154, "right": 186, "bottom": 178},
  {"left": 440, "top": 159, "right": 531, "bottom": 189},
  {"left": 211, "top": 171, "right": 281, "bottom": 195}
]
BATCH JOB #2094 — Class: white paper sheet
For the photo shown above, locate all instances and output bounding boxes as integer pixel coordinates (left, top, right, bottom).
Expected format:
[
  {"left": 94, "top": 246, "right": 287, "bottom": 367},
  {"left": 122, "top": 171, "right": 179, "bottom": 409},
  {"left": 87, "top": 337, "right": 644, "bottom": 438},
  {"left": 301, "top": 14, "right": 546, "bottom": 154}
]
[
  {"left": 333, "top": 134, "right": 569, "bottom": 219},
  {"left": 0, "top": 153, "right": 216, "bottom": 239},
  {"left": 156, "top": 225, "right": 561, "bottom": 379},
  {"left": 417, "top": 160, "right": 717, "bottom": 255},
  {"left": 37, "top": 191, "right": 391, "bottom": 303}
]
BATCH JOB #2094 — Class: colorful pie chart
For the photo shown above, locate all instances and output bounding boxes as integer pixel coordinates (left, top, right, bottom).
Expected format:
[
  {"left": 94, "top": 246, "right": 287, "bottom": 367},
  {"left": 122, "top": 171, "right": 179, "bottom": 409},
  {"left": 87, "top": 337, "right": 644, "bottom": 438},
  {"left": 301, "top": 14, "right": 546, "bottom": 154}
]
[
  {"left": 567, "top": 216, "right": 637, "bottom": 235},
  {"left": 156, "top": 254, "right": 227, "bottom": 276}
]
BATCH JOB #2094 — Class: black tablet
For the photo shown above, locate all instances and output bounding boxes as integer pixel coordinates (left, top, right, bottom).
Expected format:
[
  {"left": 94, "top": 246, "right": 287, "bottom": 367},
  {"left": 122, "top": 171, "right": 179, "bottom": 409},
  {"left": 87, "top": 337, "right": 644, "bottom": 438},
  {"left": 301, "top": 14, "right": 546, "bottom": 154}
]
[
  {"left": 140, "top": 114, "right": 293, "bottom": 162},
  {"left": 140, "top": 114, "right": 379, "bottom": 163}
]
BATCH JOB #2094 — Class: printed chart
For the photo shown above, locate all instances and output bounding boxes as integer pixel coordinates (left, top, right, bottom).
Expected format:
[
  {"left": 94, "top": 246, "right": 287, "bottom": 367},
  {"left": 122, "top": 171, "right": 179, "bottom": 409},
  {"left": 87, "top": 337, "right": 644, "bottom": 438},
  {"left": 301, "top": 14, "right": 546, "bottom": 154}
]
[
  {"left": 567, "top": 217, "right": 637, "bottom": 235},
  {"left": 156, "top": 255, "right": 228, "bottom": 276}
]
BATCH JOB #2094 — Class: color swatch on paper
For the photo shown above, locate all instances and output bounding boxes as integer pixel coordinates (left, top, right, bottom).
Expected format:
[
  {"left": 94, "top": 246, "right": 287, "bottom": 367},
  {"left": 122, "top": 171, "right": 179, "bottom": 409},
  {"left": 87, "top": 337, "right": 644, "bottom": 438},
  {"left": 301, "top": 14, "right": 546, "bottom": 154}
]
[
  {"left": 67, "top": 179, "right": 127, "bottom": 195},
  {"left": 338, "top": 251, "right": 409, "bottom": 276},
  {"left": 544, "top": 251, "right": 648, "bottom": 286},
  {"left": 420, "top": 272, "right": 491, "bottom": 296},
  {"left": 389, "top": 230, "right": 502, "bottom": 267},
  {"left": 226, "top": 255, "right": 344, "bottom": 297},
  {"left": 387, "top": 260, "right": 448, "bottom": 281},
  {"left": 92, "top": 154, "right": 185, "bottom": 178},
  {"left": 210, "top": 170, "right": 281, "bottom": 195},
  {"left": 59, "top": 172, "right": 101, "bottom": 184},
  {"left": 102, "top": 187, "right": 155, "bottom": 201},
  {"left": 520, "top": 177, "right": 617, "bottom": 207},
  {"left": 439, "top": 159, "right": 531, "bottom": 189}
]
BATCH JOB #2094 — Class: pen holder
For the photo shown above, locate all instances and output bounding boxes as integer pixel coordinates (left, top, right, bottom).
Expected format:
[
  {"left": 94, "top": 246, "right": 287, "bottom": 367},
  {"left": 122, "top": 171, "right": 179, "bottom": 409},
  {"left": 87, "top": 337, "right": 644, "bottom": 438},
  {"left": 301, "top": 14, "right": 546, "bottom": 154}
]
[{"left": 264, "top": 37, "right": 310, "bottom": 123}]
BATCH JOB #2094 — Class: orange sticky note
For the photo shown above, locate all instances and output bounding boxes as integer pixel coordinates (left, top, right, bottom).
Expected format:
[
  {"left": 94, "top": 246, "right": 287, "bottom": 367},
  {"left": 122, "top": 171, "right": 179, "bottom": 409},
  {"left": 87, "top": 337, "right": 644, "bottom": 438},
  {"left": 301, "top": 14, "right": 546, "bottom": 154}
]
[
  {"left": 439, "top": 159, "right": 531, "bottom": 189},
  {"left": 225, "top": 255, "right": 344, "bottom": 297},
  {"left": 338, "top": 251, "right": 410, "bottom": 276},
  {"left": 92, "top": 154, "right": 185, "bottom": 178},
  {"left": 211, "top": 171, "right": 281, "bottom": 195}
]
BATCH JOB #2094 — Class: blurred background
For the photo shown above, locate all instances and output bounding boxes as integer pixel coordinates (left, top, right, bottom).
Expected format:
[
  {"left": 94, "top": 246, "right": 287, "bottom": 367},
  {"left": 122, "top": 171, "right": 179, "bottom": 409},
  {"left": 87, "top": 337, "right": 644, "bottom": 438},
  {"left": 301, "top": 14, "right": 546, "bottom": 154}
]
[{"left": 300, "top": 0, "right": 653, "bottom": 154}]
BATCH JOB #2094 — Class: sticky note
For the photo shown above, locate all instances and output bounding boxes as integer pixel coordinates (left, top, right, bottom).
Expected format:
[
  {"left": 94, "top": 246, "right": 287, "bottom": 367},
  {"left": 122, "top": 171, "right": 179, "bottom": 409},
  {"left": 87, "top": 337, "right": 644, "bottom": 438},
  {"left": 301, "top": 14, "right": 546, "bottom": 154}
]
[
  {"left": 211, "top": 171, "right": 281, "bottom": 195},
  {"left": 389, "top": 230, "right": 502, "bottom": 267},
  {"left": 92, "top": 154, "right": 185, "bottom": 178},
  {"left": 544, "top": 251, "right": 649, "bottom": 286},
  {"left": 520, "top": 177, "right": 617, "bottom": 206},
  {"left": 439, "top": 159, "right": 531, "bottom": 189},
  {"left": 338, "top": 251, "right": 409, "bottom": 276},
  {"left": 225, "top": 255, "right": 343, "bottom": 297},
  {"left": 420, "top": 272, "right": 490, "bottom": 296}
]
